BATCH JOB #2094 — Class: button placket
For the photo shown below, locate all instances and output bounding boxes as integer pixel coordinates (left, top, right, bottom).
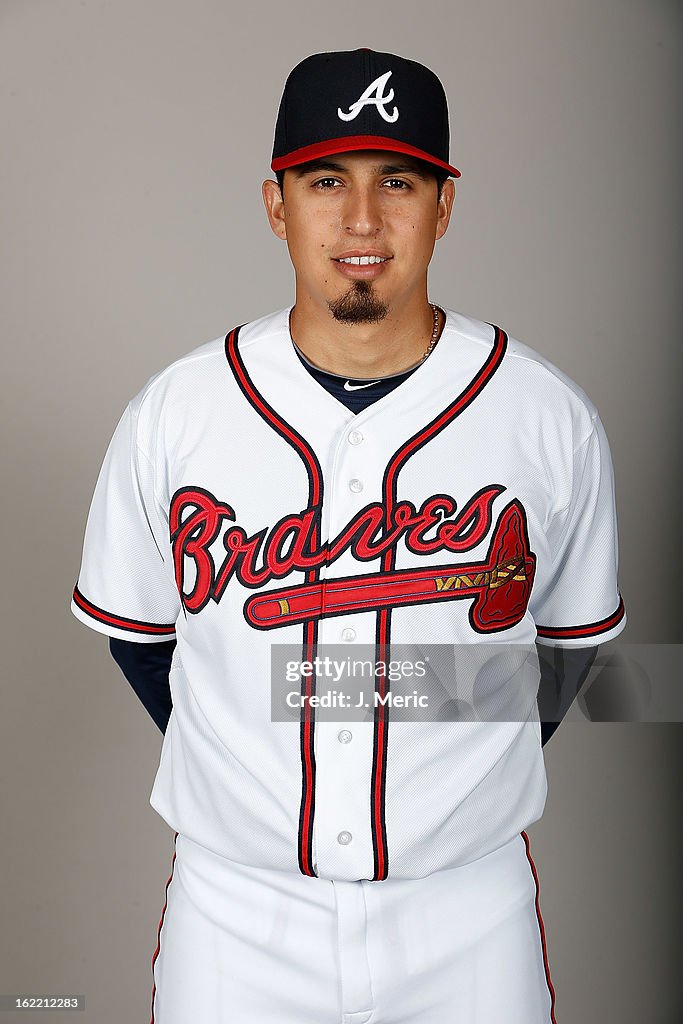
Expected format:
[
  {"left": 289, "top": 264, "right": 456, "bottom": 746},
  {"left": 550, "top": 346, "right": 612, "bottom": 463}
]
[{"left": 309, "top": 423, "right": 379, "bottom": 878}]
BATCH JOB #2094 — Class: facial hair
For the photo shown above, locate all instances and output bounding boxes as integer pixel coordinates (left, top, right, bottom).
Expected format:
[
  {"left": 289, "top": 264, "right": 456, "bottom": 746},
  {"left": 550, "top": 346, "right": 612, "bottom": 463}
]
[{"left": 328, "top": 281, "right": 389, "bottom": 325}]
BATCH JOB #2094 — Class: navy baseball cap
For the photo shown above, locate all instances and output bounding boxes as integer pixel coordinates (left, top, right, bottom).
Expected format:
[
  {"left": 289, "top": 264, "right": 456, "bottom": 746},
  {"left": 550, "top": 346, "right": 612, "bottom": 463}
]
[{"left": 271, "top": 48, "right": 461, "bottom": 178}]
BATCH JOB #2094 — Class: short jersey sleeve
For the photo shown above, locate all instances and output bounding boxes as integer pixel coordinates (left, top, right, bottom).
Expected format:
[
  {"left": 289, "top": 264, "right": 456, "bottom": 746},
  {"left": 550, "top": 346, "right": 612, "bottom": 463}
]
[
  {"left": 529, "top": 412, "right": 626, "bottom": 646},
  {"left": 70, "top": 400, "right": 181, "bottom": 643}
]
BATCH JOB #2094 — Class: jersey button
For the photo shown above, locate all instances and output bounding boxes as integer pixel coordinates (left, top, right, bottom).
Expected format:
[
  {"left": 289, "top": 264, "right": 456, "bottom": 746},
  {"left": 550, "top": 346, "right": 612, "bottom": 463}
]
[
  {"left": 337, "top": 831, "right": 353, "bottom": 846},
  {"left": 341, "top": 627, "right": 356, "bottom": 642},
  {"left": 349, "top": 478, "right": 363, "bottom": 493},
  {"left": 348, "top": 430, "right": 364, "bottom": 445},
  {"left": 338, "top": 729, "right": 353, "bottom": 744}
]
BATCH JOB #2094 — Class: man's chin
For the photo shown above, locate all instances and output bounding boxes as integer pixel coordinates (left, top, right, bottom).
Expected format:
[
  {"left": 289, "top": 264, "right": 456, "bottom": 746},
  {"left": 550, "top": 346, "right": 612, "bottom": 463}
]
[{"left": 328, "top": 281, "right": 389, "bottom": 325}]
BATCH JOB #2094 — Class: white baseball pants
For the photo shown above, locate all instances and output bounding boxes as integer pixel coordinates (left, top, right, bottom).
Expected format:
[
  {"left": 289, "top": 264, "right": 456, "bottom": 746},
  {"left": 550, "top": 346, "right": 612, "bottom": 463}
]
[{"left": 150, "top": 831, "right": 557, "bottom": 1023}]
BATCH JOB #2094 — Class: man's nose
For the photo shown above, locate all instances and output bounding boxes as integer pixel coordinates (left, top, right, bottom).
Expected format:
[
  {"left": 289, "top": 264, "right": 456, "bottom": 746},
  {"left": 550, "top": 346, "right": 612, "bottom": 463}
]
[{"left": 341, "top": 185, "right": 383, "bottom": 236}]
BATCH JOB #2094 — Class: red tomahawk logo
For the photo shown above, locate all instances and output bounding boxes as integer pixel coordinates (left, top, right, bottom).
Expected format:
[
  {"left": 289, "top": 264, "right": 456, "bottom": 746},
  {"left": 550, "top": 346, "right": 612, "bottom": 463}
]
[{"left": 244, "top": 500, "right": 536, "bottom": 633}]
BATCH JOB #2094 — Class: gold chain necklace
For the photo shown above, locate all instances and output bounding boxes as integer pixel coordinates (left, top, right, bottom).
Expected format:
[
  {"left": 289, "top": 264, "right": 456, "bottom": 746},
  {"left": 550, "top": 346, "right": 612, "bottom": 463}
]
[{"left": 423, "top": 303, "right": 442, "bottom": 360}]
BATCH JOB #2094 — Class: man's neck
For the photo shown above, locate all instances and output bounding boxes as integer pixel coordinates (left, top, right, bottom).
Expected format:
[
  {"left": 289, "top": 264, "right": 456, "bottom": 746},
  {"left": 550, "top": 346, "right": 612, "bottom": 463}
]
[{"left": 288, "top": 294, "right": 441, "bottom": 379}]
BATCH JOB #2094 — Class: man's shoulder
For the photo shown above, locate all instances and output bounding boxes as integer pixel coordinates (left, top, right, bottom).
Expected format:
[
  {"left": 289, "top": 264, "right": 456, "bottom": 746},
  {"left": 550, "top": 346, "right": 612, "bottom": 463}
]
[
  {"left": 129, "top": 307, "right": 288, "bottom": 415},
  {"left": 448, "top": 308, "right": 600, "bottom": 429},
  {"left": 127, "top": 334, "right": 224, "bottom": 413}
]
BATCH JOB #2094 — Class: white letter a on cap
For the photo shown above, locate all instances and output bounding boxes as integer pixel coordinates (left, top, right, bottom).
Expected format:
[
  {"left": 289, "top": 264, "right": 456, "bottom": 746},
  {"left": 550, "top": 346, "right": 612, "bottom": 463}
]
[{"left": 338, "top": 71, "right": 399, "bottom": 123}]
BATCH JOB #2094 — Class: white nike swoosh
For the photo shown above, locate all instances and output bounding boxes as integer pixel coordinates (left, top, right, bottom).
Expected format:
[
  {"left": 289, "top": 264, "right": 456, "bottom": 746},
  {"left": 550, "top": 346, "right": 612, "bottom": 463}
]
[{"left": 344, "top": 379, "right": 380, "bottom": 391}]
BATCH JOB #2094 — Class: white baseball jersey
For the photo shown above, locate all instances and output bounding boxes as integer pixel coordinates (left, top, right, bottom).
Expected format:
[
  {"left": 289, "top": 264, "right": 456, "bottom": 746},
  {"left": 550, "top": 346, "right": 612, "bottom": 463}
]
[{"left": 71, "top": 306, "right": 625, "bottom": 882}]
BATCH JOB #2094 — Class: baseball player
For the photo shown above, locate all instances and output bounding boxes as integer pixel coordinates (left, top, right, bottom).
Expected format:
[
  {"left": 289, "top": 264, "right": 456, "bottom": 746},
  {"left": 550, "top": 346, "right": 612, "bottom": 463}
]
[{"left": 70, "top": 48, "right": 626, "bottom": 1024}]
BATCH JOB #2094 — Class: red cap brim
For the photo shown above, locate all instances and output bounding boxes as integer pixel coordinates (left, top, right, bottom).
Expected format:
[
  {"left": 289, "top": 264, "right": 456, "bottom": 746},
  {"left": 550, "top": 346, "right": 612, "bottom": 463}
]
[{"left": 271, "top": 134, "right": 461, "bottom": 178}]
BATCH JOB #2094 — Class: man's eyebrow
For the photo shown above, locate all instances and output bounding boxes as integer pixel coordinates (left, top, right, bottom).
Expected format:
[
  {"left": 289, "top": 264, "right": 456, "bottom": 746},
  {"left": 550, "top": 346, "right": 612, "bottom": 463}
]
[
  {"left": 293, "top": 160, "right": 348, "bottom": 177},
  {"left": 376, "top": 162, "right": 429, "bottom": 179},
  {"left": 293, "top": 159, "right": 429, "bottom": 179}
]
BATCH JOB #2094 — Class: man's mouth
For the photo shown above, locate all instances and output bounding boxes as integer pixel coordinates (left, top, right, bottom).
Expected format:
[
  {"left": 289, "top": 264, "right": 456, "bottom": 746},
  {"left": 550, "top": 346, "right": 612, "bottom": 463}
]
[
  {"left": 334, "top": 255, "right": 390, "bottom": 265},
  {"left": 331, "top": 252, "right": 393, "bottom": 279}
]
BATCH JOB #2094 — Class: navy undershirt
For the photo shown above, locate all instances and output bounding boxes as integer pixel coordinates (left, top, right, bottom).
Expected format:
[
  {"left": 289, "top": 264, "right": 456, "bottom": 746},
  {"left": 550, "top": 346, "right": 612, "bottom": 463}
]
[
  {"left": 107, "top": 344, "right": 595, "bottom": 746},
  {"left": 290, "top": 339, "right": 421, "bottom": 413}
]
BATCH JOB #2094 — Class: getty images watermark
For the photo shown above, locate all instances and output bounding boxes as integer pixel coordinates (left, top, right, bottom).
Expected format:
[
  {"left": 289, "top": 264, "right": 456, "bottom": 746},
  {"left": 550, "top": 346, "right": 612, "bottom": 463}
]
[{"left": 269, "top": 642, "right": 683, "bottom": 724}]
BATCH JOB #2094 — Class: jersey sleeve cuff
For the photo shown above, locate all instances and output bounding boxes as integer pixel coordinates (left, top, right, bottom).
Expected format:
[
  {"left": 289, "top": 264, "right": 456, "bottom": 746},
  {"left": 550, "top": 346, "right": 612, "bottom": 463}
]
[
  {"left": 71, "top": 585, "right": 178, "bottom": 644},
  {"left": 534, "top": 595, "right": 626, "bottom": 648}
]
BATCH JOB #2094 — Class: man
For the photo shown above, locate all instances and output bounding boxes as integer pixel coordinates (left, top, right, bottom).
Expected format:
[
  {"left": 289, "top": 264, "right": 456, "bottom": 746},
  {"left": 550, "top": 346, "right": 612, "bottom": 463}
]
[{"left": 71, "top": 49, "right": 626, "bottom": 1024}]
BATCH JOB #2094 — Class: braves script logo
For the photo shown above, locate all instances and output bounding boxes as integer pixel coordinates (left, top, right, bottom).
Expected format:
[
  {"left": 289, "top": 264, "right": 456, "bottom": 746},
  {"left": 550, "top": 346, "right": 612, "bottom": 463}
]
[
  {"left": 169, "top": 484, "right": 537, "bottom": 633},
  {"left": 338, "top": 71, "right": 399, "bottom": 123}
]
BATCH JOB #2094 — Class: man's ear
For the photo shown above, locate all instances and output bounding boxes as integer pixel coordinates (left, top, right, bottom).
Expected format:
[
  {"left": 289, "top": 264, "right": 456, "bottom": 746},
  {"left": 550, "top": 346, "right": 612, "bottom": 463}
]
[
  {"left": 262, "top": 178, "right": 287, "bottom": 241},
  {"left": 435, "top": 177, "right": 455, "bottom": 241}
]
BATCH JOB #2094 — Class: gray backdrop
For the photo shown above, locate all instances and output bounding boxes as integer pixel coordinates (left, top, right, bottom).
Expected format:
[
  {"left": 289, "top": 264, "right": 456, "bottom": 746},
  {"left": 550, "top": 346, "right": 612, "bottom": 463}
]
[{"left": 1, "top": 1, "right": 680, "bottom": 1021}]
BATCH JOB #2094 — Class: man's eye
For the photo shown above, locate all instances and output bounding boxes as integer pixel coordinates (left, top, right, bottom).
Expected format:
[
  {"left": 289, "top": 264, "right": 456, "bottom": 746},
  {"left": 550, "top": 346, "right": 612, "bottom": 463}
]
[
  {"left": 313, "top": 178, "right": 340, "bottom": 189},
  {"left": 384, "top": 178, "right": 410, "bottom": 189}
]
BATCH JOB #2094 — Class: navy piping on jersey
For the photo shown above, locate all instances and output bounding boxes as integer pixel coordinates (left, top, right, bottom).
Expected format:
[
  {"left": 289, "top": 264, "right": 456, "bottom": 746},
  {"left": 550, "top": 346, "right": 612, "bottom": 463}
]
[
  {"left": 536, "top": 595, "right": 625, "bottom": 640},
  {"left": 224, "top": 324, "right": 323, "bottom": 879},
  {"left": 72, "top": 585, "right": 176, "bottom": 637},
  {"left": 370, "top": 322, "right": 508, "bottom": 878}
]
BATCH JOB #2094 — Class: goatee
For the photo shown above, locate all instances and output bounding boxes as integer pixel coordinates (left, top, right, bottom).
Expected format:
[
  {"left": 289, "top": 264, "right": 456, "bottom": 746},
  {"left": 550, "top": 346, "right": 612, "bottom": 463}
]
[{"left": 328, "top": 281, "right": 389, "bottom": 325}]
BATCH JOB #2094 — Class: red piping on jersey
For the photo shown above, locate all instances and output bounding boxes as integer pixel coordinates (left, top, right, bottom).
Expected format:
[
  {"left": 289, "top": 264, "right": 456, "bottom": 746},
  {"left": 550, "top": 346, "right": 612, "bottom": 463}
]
[
  {"left": 150, "top": 831, "right": 178, "bottom": 1024},
  {"left": 371, "top": 324, "right": 508, "bottom": 880},
  {"left": 72, "top": 585, "right": 176, "bottom": 637},
  {"left": 521, "top": 830, "right": 559, "bottom": 1024},
  {"left": 224, "top": 325, "right": 323, "bottom": 878},
  {"left": 536, "top": 594, "right": 625, "bottom": 640}
]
